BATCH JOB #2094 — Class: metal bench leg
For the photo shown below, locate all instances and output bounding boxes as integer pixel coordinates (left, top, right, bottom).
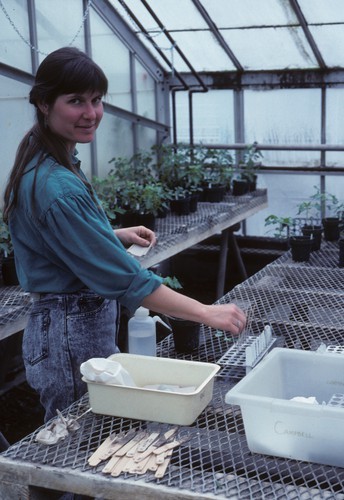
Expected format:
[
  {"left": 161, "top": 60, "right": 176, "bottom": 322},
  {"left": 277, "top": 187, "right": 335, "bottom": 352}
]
[{"left": 216, "top": 228, "right": 247, "bottom": 299}]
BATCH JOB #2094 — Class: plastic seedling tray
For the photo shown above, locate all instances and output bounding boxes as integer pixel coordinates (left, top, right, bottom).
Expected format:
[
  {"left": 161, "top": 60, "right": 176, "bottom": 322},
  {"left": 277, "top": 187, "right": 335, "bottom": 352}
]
[{"left": 217, "top": 325, "right": 277, "bottom": 374}]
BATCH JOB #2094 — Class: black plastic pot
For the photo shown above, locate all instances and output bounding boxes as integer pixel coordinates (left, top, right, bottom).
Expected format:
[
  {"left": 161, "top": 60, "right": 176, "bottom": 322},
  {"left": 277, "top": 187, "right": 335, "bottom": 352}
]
[
  {"left": 232, "top": 179, "right": 249, "bottom": 196},
  {"left": 203, "top": 185, "right": 226, "bottom": 202},
  {"left": 301, "top": 224, "right": 323, "bottom": 251},
  {"left": 120, "top": 212, "right": 156, "bottom": 231},
  {"left": 168, "top": 317, "right": 200, "bottom": 354},
  {"left": 339, "top": 238, "right": 344, "bottom": 267},
  {"left": 2, "top": 256, "right": 19, "bottom": 286},
  {"left": 189, "top": 193, "right": 199, "bottom": 212},
  {"left": 289, "top": 235, "right": 312, "bottom": 262},
  {"left": 157, "top": 204, "right": 170, "bottom": 218},
  {"left": 170, "top": 197, "right": 191, "bottom": 216},
  {"left": 322, "top": 217, "right": 340, "bottom": 241},
  {"left": 242, "top": 173, "right": 257, "bottom": 192}
]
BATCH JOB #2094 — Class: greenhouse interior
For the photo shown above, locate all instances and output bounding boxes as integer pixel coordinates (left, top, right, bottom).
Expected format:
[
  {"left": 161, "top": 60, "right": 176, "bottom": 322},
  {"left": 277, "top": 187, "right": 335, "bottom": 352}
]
[{"left": 1, "top": 1, "right": 344, "bottom": 499}]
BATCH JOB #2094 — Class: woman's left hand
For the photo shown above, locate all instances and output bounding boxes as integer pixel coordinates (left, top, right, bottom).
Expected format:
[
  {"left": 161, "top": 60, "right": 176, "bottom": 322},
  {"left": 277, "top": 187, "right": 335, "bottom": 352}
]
[{"left": 114, "top": 226, "right": 157, "bottom": 247}]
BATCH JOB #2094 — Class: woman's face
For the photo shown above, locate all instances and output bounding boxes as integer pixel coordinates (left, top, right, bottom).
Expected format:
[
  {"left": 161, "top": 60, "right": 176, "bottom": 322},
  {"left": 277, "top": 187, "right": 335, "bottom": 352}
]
[{"left": 43, "top": 90, "right": 104, "bottom": 151}]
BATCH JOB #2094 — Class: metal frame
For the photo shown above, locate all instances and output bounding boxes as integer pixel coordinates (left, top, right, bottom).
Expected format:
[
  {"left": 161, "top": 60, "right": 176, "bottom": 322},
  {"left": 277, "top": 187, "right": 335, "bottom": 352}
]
[{"left": 2, "top": 240, "right": 344, "bottom": 499}]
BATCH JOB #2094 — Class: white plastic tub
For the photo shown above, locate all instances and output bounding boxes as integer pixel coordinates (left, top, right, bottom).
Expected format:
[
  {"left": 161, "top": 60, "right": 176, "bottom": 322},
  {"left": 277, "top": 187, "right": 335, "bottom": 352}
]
[
  {"left": 84, "top": 353, "right": 219, "bottom": 425},
  {"left": 225, "top": 347, "right": 344, "bottom": 467}
]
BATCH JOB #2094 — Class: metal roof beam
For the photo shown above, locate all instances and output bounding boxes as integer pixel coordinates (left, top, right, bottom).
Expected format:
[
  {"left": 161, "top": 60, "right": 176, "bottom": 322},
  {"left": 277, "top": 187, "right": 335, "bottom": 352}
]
[
  {"left": 170, "top": 69, "right": 344, "bottom": 89},
  {"left": 0, "top": 63, "right": 34, "bottom": 85},
  {"left": 191, "top": 0, "right": 244, "bottom": 73},
  {"left": 139, "top": 0, "right": 208, "bottom": 91},
  {"left": 197, "top": 142, "right": 344, "bottom": 152},
  {"left": 103, "top": 102, "right": 169, "bottom": 133},
  {"left": 115, "top": 0, "right": 189, "bottom": 89},
  {"left": 93, "top": 0, "right": 166, "bottom": 83},
  {"left": 288, "top": 0, "right": 327, "bottom": 70}
]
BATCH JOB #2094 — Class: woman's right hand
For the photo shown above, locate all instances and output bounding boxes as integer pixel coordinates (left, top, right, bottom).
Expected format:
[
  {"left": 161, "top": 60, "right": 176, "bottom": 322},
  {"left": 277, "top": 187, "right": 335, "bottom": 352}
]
[{"left": 201, "top": 303, "right": 247, "bottom": 335}]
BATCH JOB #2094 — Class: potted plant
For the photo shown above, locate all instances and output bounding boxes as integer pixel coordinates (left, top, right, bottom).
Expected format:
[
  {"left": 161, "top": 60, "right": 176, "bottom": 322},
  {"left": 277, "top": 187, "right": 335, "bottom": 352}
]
[
  {"left": 318, "top": 190, "right": 344, "bottom": 241},
  {"left": 264, "top": 214, "right": 311, "bottom": 262},
  {"left": 169, "top": 186, "right": 192, "bottom": 216},
  {"left": 182, "top": 163, "right": 203, "bottom": 212},
  {"left": 92, "top": 172, "right": 125, "bottom": 227},
  {"left": 118, "top": 180, "right": 169, "bottom": 230},
  {"left": 232, "top": 143, "right": 263, "bottom": 195},
  {"left": 264, "top": 214, "right": 293, "bottom": 240},
  {"left": 200, "top": 147, "right": 233, "bottom": 202},
  {"left": 301, "top": 185, "right": 344, "bottom": 241},
  {"left": 155, "top": 143, "right": 203, "bottom": 212},
  {"left": 108, "top": 152, "right": 170, "bottom": 229},
  {"left": 0, "top": 214, "right": 18, "bottom": 285},
  {"left": 296, "top": 197, "right": 323, "bottom": 251}
]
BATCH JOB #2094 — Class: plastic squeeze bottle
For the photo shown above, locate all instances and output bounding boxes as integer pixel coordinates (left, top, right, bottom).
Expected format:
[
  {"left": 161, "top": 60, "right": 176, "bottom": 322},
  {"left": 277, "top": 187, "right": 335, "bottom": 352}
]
[{"left": 128, "top": 307, "right": 171, "bottom": 356}]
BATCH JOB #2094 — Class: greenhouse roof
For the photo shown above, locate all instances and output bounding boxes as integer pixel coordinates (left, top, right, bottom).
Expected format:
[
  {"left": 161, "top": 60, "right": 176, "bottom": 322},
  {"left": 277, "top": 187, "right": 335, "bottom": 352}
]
[{"left": 109, "top": 0, "right": 344, "bottom": 76}]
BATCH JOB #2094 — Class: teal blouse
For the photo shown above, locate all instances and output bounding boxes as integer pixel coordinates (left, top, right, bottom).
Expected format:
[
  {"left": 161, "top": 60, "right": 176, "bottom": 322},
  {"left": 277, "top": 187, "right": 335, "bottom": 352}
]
[{"left": 9, "top": 152, "right": 162, "bottom": 313}]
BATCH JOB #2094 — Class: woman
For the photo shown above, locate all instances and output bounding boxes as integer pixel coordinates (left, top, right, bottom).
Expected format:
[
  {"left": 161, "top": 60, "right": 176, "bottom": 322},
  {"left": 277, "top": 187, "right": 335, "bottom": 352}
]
[{"left": 4, "top": 47, "right": 246, "bottom": 422}]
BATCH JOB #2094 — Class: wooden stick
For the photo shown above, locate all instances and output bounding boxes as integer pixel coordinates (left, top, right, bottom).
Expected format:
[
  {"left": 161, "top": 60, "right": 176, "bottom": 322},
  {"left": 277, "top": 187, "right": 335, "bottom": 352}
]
[
  {"left": 136, "top": 431, "right": 160, "bottom": 452},
  {"left": 114, "top": 431, "right": 147, "bottom": 457},
  {"left": 155, "top": 449, "right": 173, "bottom": 479},
  {"left": 153, "top": 436, "right": 189, "bottom": 455},
  {"left": 88, "top": 433, "right": 117, "bottom": 467},
  {"left": 130, "top": 453, "right": 153, "bottom": 474},
  {"left": 102, "top": 454, "right": 121, "bottom": 474},
  {"left": 111, "top": 456, "right": 132, "bottom": 477},
  {"left": 155, "top": 451, "right": 166, "bottom": 465},
  {"left": 133, "top": 428, "right": 178, "bottom": 463}
]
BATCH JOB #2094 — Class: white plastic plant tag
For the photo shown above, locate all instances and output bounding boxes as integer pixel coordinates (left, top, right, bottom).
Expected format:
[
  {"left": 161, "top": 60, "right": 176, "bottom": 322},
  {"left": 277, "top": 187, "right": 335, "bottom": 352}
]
[{"left": 127, "top": 243, "right": 152, "bottom": 256}]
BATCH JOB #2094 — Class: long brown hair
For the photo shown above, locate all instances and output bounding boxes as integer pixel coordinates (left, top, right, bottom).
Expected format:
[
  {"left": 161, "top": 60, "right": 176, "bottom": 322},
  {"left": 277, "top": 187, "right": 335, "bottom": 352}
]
[{"left": 3, "top": 46, "right": 108, "bottom": 222}]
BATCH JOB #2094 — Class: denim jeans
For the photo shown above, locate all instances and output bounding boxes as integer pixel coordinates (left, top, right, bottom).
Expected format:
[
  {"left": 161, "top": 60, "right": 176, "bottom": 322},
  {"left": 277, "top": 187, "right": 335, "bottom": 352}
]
[{"left": 23, "top": 289, "right": 120, "bottom": 422}]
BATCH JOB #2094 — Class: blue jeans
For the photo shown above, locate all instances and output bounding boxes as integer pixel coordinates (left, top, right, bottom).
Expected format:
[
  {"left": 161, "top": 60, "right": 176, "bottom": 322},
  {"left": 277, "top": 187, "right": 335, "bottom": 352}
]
[{"left": 23, "top": 289, "right": 120, "bottom": 422}]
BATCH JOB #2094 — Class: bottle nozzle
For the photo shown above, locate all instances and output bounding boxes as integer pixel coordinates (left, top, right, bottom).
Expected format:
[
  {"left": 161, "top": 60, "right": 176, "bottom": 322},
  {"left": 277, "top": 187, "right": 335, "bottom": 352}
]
[{"left": 153, "top": 316, "right": 172, "bottom": 331}]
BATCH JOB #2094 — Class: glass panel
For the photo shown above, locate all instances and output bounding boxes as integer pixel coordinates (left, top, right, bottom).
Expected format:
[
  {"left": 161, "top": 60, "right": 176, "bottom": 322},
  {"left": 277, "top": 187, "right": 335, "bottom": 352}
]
[
  {"left": 136, "top": 60, "right": 156, "bottom": 119},
  {"left": 90, "top": 8, "right": 132, "bottom": 111},
  {"left": 137, "top": 125, "right": 157, "bottom": 153},
  {"left": 0, "top": 75, "right": 33, "bottom": 197},
  {"left": 203, "top": 0, "right": 299, "bottom": 27},
  {"left": 175, "top": 90, "right": 234, "bottom": 144},
  {"left": 298, "top": 0, "right": 344, "bottom": 23},
  {"left": 326, "top": 88, "right": 344, "bottom": 168},
  {"left": 35, "top": 0, "right": 85, "bottom": 61},
  {"left": 95, "top": 113, "right": 134, "bottom": 178},
  {"left": 309, "top": 25, "right": 344, "bottom": 68},
  {"left": 146, "top": 0, "right": 207, "bottom": 29},
  {"left": 111, "top": 0, "right": 208, "bottom": 30},
  {"left": 171, "top": 31, "right": 236, "bottom": 72},
  {"left": 324, "top": 176, "right": 344, "bottom": 207},
  {"left": 246, "top": 173, "right": 321, "bottom": 236},
  {"left": 136, "top": 33, "right": 174, "bottom": 72},
  {"left": 75, "top": 143, "right": 92, "bottom": 180},
  {"left": 245, "top": 88, "right": 321, "bottom": 167},
  {"left": 137, "top": 30, "right": 236, "bottom": 73},
  {"left": 221, "top": 27, "right": 317, "bottom": 71},
  {"left": 0, "top": 0, "right": 32, "bottom": 72}
]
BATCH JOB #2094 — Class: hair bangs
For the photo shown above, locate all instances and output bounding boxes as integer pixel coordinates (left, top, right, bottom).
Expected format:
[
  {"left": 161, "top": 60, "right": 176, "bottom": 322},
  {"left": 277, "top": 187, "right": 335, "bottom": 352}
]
[{"left": 56, "top": 58, "right": 108, "bottom": 97}]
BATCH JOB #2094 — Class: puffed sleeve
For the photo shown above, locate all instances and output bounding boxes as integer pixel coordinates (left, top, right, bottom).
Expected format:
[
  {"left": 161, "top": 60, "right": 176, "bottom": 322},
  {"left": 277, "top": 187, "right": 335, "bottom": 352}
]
[{"left": 42, "top": 192, "right": 162, "bottom": 313}]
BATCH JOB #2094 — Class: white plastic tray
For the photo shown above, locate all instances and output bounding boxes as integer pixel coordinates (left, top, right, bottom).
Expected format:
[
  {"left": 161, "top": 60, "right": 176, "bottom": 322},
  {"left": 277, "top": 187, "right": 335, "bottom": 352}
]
[
  {"left": 84, "top": 353, "right": 219, "bottom": 425},
  {"left": 226, "top": 347, "right": 344, "bottom": 467}
]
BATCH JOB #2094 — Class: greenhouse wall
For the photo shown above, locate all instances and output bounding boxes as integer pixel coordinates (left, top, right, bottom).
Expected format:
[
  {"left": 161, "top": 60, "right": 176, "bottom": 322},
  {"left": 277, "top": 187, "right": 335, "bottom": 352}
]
[
  {"left": 0, "top": 0, "right": 168, "bottom": 192},
  {"left": 1, "top": 0, "right": 344, "bottom": 238}
]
